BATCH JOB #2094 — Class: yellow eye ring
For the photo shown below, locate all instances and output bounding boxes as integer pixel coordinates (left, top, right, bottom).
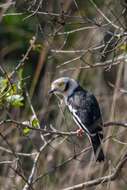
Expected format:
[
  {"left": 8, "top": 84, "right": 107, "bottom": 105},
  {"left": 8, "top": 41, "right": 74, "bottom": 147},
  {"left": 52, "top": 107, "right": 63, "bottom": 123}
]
[{"left": 59, "top": 82, "right": 64, "bottom": 87}]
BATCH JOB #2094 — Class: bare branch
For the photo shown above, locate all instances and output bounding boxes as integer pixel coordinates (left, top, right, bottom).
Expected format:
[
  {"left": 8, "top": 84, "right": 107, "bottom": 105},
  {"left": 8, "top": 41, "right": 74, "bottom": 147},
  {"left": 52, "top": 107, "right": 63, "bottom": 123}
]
[
  {"left": 0, "top": 146, "right": 37, "bottom": 157},
  {"left": 33, "top": 146, "right": 91, "bottom": 184},
  {"left": 59, "top": 55, "right": 126, "bottom": 73},
  {"left": 0, "top": 0, "right": 14, "bottom": 22},
  {"left": 1, "top": 119, "right": 127, "bottom": 137},
  {"left": 89, "top": 0, "right": 121, "bottom": 30},
  {"left": 9, "top": 36, "right": 36, "bottom": 78},
  {"left": 22, "top": 136, "right": 59, "bottom": 190},
  {"left": 0, "top": 158, "right": 18, "bottom": 165},
  {"left": 62, "top": 154, "right": 127, "bottom": 190}
]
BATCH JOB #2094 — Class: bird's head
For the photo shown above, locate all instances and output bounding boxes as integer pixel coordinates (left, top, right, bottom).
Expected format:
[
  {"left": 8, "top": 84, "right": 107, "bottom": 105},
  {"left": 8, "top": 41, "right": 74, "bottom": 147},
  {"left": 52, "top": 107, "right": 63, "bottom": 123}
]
[{"left": 49, "top": 77, "right": 78, "bottom": 97}]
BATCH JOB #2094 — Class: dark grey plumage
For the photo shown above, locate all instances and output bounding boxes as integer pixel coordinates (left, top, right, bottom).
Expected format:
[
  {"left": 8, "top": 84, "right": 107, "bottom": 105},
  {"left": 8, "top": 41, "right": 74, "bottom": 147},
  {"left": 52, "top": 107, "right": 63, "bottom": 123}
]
[
  {"left": 49, "top": 77, "right": 104, "bottom": 162},
  {"left": 67, "top": 85, "right": 104, "bottom": 162}
]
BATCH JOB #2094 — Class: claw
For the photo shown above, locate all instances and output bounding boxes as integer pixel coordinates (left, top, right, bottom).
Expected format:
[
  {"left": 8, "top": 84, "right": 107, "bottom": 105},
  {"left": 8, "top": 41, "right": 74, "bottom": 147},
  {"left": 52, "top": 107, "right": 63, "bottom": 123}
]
[{"left": 76, "top": 128, "right": 84, "bottom": 137}]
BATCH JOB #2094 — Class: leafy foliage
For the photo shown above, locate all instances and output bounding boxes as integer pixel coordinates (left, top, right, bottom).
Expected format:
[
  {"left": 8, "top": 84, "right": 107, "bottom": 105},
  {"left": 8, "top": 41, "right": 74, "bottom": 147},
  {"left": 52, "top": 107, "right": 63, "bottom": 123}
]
[{"left": 0, "top": 70, "right": 24, "bottom": 108}]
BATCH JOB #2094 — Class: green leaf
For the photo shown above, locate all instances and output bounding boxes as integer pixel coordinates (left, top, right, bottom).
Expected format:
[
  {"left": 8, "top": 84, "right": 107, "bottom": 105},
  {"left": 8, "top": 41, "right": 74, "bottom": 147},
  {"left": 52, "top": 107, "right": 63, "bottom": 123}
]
[
  {"left": 31, "top": 116, "right": 39, "bottom": 128},
  {"left": 6, "top": 94, "right": 24, "bottom": 107},
  {"left": 17, "top": 69, "right": 23, "bottom": 91},
  {"left": 11, "top": 84, "right": 17, "bottom": 94},
  {"left": 0, "top": 77, "right": 8, "bottom": 94},
  {"left": 23, "top": 127, "right": 30, "bottom": 135},
  {"left": 18, "top": 68, "right": 23, "bottom": 80}
]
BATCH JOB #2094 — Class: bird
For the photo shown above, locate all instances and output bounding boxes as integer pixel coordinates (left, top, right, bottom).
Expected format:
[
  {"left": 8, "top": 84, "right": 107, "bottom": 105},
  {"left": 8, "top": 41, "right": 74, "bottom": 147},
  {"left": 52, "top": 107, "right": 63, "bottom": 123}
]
[{"left": 49, "top": 77, "right": 104, "bottom": 162}]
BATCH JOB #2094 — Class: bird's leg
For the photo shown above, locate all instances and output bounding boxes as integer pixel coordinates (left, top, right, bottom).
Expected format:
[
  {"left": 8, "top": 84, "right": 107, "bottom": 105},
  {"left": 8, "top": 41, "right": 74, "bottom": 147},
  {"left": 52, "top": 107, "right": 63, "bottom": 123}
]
[{"left": 76, "top": 128, "right": 84, "bottom": 137}]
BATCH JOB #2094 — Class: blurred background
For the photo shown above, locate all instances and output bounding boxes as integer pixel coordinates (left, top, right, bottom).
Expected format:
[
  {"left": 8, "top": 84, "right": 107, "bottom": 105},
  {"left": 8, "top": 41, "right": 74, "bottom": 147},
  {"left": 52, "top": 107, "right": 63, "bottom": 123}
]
[{"left": 0, "top": 0, "right": 127, "bottom": 189}]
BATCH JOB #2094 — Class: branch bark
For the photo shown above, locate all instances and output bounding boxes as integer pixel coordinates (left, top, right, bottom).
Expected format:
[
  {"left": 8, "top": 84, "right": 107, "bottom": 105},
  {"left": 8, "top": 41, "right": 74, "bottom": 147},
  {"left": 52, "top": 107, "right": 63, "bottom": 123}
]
[{"left": 62, "top": 154, "right": 127, "bottom": 190}]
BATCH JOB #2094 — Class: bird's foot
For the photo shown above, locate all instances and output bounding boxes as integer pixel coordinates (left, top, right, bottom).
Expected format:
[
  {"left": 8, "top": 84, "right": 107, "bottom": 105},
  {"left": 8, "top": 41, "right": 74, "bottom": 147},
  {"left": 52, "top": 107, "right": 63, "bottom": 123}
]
[{"left": 76, "top": 128, "right": 84, "bottom": 137}]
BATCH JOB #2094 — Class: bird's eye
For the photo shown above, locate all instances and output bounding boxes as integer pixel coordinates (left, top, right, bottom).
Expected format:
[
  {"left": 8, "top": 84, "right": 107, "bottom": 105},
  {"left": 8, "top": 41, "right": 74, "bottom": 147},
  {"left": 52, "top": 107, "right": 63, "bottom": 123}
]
[
  {"left": 58, "top": 82, "right": 66, "bottom": 91},
  {"left": 59, "top": 82, "right": 64, "bottom": 87}
]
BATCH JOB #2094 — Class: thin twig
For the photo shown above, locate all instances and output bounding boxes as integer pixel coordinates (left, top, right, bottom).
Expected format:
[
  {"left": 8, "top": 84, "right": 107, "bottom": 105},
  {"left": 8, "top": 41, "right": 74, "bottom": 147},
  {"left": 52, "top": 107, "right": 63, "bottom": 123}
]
[
  {"left": 1, "top": 119, "right": 127, "bottom": 136},
  {"left": 0, "top": 146, "right": 37, "bottom": 157},
  {"left": 60, "top": 52, "right": 127, "bottom": 73},
  {"left": 89, "top": 0, "right": 121, "bottom": 30},
  {"left": 22, "top": 136, "right": 59, "bottom": 190},
  {"left": 9, "top": 36, "right": 36, "bottom": 78},
  {"left": 33, "top": 146, "right": 91, "bottom": 184},
  {"left": 62, "top": 154, "right": 127, "bottom": 190}
]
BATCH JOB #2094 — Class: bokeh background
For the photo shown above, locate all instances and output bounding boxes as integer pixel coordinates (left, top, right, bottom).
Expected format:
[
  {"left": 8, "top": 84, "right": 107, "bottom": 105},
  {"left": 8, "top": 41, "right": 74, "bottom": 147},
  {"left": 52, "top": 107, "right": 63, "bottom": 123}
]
[{"left": 0, "top": 0, "right": 127, "bottom": 189}]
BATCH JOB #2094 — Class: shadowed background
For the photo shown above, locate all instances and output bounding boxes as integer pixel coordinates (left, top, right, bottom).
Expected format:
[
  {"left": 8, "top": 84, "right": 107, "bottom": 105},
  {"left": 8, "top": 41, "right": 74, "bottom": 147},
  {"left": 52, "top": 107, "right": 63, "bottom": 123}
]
[{"left": 0, "top": 0, "right": 127, "bottom": 189}]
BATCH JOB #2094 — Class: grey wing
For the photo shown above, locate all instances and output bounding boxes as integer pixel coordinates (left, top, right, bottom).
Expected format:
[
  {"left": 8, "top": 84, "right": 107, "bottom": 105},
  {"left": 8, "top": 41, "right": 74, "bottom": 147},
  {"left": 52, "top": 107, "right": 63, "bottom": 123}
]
[{"left": 68, "top": 91, "right": 103, "bottom": 136}]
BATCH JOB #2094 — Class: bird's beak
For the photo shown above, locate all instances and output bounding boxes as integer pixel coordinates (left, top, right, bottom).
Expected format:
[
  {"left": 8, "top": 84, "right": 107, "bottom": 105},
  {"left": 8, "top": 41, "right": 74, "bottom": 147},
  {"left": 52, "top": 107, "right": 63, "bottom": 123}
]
[{"left": 48, "top": 89, "right": 56, "bottom": 94}]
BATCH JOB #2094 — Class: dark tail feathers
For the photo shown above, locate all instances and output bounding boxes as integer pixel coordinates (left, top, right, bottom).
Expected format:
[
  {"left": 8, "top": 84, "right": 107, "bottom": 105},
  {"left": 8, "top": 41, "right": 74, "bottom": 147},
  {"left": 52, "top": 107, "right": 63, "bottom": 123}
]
[{"left": 90, "top": 133, "right": 104, "bottom": 162}]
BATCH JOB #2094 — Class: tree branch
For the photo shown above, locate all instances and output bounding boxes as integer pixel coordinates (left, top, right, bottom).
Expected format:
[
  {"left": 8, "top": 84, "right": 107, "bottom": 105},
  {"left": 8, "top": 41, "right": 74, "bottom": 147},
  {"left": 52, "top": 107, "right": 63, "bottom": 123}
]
[
  {"left": 22, "top": 136, "right": 58, "bottom": 190},
  {"left": 62, "top": 154, "right": 127, "bottom": 190},
  {"left": 1, "top": 119, "right": 127, "bottom": 137}
]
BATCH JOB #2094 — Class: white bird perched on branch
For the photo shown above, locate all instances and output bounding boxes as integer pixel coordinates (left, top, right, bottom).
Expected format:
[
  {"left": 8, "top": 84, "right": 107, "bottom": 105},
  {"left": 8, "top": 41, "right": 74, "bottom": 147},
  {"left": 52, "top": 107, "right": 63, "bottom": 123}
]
[{"left": 49, "top": 77, "right": 104, "bottom": 162}]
